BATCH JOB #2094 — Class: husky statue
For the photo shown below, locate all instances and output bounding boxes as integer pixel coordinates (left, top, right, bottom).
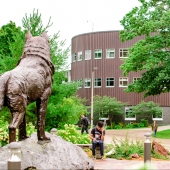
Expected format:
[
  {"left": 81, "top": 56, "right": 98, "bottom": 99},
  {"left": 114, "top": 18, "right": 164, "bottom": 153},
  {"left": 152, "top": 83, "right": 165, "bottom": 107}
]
[{"left": 0, "top": 31, "right": 54, "bottom": 143}]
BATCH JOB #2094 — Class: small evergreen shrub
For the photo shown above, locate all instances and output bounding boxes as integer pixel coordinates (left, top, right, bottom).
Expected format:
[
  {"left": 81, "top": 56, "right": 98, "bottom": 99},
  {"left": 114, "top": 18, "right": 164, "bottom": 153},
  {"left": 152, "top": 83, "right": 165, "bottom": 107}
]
[{"left": 57, "top": 124, "right": 91, "bottom": 144}]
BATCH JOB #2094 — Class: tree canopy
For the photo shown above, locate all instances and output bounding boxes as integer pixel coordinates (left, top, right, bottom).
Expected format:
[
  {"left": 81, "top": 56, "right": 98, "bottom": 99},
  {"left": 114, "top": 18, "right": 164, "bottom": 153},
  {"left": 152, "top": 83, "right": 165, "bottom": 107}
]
[
  {"left": 130, "top": 101, "right": 162, "bottom": 122},
  {"left": 93, "top": 95, "right": 126, "bottom": 128},
  {"left": 120, "top": 0, "right": 170, "bottom": 97}
]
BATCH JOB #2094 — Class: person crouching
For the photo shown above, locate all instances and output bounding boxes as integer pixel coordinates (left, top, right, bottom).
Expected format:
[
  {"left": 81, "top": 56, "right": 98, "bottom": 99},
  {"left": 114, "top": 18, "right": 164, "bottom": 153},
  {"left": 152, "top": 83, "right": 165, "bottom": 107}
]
[{"left": 90, "top": 121, "right": 105, "bottom": 160}]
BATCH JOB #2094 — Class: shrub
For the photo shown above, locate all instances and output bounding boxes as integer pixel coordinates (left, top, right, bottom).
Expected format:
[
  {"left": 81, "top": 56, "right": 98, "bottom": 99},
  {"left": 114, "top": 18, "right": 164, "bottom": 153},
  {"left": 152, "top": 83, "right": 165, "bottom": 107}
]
[
  {"left": 0, "top": 120, "right": 36, "bottom": 147},
  {"left": 106, "top": 126, "right": 111, "bottom": 129},
  {"left": 140, "top": 119, "right": 148, "bottom": 127},
  {"left": 0, "top": 117, "right": 9, "bottom": 146},
  {"left": 107, "top": 133, "right": 144, "bottom": 159},
  {"left": 26, "top": 122, "right": 36, "bottom": 136},
  {"left": 151, "top": 150, "right": 169, "bottom": 160},
  {"left": 125, "top": 123, "right": 134, "bottom": 129},
  {"left": 57, "top": 124, "right": 91, "bottom": 144}
]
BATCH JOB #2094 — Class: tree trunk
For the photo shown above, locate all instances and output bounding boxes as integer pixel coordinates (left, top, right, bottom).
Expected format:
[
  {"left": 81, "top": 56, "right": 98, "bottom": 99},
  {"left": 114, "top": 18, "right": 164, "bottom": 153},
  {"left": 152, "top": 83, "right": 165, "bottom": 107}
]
[{"left": 109, "top": 115, "right": 113, "bottom": 129}]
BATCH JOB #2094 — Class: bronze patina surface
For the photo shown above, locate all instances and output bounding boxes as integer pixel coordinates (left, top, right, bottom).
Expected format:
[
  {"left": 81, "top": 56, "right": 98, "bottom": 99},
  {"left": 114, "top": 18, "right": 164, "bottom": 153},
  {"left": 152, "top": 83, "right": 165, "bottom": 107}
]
[{"left": 0, "top": 31, "right": 54, "bottom": 143}]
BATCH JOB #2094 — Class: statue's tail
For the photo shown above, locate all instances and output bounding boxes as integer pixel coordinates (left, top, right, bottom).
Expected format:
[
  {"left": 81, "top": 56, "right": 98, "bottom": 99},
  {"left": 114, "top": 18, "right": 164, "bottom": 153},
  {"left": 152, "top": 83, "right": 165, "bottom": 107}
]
[{"left": 0, "top": 73, "right": 10, "bottom": 111}]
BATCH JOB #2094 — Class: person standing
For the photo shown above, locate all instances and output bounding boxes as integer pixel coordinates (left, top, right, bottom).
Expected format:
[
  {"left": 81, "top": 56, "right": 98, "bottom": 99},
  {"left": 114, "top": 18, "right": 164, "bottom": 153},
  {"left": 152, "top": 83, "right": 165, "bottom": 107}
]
[
  {"left": 151, "top": 120, "right": 158, "bottom": 137},
  {"left": 90, "top": 121, "right": 105, "bottom": 160},
  {"left": 81, "top": 114, "right": 88, "bottom": 134}
]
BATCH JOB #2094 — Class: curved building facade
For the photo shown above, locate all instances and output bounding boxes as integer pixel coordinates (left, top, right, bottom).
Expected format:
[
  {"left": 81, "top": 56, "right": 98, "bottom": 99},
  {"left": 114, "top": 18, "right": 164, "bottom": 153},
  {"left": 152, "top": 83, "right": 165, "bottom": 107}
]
[{"left": 71, "top": 31, "right": 170, "bottom": 124}]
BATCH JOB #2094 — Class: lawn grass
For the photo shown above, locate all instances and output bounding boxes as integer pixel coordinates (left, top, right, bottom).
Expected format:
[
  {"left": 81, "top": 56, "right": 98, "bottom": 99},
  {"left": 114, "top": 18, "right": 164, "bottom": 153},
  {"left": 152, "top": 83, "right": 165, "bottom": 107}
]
[{"left": 154, "top": 129, "right": 170, "bottom": 139}]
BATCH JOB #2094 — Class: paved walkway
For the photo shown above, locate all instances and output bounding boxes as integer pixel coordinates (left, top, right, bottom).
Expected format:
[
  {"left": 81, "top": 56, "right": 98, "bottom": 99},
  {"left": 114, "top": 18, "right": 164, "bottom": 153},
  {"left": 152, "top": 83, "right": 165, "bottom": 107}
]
[
  {"left": 94, "top": 158, "right": 170, "bottom": 169},
  {"left": 92, "top": 125, "right": 170, "bottom": 169}
]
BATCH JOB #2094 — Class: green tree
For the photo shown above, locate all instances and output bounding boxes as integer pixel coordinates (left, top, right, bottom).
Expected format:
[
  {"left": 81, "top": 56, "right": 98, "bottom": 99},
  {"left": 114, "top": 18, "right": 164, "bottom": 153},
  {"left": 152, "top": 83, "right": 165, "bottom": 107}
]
[
  {"left": 120, "top": 0, "right": 170, "bottom": 97},
  {"left": 0, "top": 21, "right": 24, "bottom": 73},
  {"left": 93, "top": 95, "right": 126, "bottom": 128},
  {"left": 130, "top": 101, "right": 162, "bottom": 122},
  {"left": 45, "top": 79, "right": 87, "bottom": 130},
  {"left": 22, "top": 9, "right": 70, "bottom": 71},
  {"left": 0, "top": 21, "right": 22, "bottom": 57},
  {"left": 22, "top": 9, "right": 53, "bottom": 36}
]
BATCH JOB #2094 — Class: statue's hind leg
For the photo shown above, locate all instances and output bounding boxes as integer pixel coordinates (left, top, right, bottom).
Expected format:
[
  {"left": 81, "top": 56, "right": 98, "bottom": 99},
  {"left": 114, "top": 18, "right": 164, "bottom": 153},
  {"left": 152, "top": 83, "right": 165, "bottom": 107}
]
[
  {"left": 9, "top": 112, "right": 25, "bottom": 143},
  {"left": 36, "top": 97, "right": 50, "bottom": 143},
  {"left": 19, "top": 114, "right": 29, "bottom": 141}
]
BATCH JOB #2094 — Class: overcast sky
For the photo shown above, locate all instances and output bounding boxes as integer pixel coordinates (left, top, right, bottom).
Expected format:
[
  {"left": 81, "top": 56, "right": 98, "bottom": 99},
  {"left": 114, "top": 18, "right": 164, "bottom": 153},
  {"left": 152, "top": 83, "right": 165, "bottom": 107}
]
[{"left": 0, "top": 0, "right": 141, "bottom": 65}]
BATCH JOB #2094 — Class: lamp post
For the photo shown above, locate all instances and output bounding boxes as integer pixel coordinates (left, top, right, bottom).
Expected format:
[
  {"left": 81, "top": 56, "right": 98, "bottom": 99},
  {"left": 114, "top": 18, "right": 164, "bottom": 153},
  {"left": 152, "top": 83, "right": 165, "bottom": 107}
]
[
  {"left": 144, "top": 132, "right": 151, "bottom": 163},
  {"left": 91, "top": 67, "right": 98, "bottom": 129},
  {"left": 7, "top": 142, "right": 21, "bottom": 170}
]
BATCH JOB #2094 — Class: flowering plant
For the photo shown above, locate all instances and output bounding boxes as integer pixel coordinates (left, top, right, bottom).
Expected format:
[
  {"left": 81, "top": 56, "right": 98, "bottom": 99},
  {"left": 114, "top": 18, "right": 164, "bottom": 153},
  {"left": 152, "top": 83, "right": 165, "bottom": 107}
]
[{"left": 57, "top": 124, "right": 91, "bottom": 144}]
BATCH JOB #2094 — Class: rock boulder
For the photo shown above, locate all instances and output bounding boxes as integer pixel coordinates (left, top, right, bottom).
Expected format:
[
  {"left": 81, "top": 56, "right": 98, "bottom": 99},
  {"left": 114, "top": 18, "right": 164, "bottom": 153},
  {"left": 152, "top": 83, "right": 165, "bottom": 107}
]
[
  {"left": 152, "top": 140, "right": 169, "bottom": 157},
  {"left": 0, "top": 132, "right": 94, "bottom": 170}
]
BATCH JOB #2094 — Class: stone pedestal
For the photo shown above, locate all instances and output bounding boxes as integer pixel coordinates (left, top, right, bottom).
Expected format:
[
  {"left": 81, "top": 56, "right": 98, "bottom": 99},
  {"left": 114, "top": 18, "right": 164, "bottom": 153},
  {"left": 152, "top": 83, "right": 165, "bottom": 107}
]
[{"left": 0, "top": 132, "right": 94, "bottom": 170}]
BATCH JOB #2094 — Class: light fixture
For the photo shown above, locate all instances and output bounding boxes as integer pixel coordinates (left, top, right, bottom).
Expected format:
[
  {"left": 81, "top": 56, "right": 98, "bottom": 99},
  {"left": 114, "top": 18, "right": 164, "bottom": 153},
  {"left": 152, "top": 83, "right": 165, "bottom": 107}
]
[
  {"left": 7, "top": 142, "right": 21, "bottom": 170},
  {"left": 50, "top": 128, "right": 57, "bottom": 136}
]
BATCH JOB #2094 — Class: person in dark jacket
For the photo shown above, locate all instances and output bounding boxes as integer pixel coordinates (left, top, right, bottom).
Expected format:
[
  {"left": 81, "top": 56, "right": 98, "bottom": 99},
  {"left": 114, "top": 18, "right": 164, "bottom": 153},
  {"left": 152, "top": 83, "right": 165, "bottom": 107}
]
[
  {"left": 90, "top": 121, "right": 105, "bottom": 160},
  {"left": 81, "top": 114, "right": 88, "bottom": 134}
]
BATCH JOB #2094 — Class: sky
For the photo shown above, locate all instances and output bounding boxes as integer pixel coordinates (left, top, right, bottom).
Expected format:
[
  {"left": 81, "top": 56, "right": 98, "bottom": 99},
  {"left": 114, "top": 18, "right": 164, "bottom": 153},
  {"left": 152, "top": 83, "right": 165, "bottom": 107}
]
[{"left": 0, "top": 0, "right": 141, "bottom": 65}]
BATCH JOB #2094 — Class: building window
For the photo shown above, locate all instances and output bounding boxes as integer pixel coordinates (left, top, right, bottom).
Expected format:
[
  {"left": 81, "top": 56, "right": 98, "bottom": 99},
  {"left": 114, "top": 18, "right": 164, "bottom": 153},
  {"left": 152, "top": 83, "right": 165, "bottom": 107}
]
[
  {"left": 119, "top": 48, "right": 128, "bottom": 58},
  {"left": 85, "top": 50, "right": 91, "bottom": 60},
  {"left": 72, "top": 53, "right": 76, "bottom": 62},
  {"left": 84, "top": 78, "right": 91, "bottom": 88},
  {"left": 152, "top": 112, "right": 163, "bottom": 121},
  {"left": 133, "top": 77, "right": 140, "bottom": 83},
  {"left": 119, "top": 77, "right": 128, "bottom": 87},
  {"left": 106, "top": 49, "right": 115, "bottom": 58},
  {"left": 95, "top": 49, "right": 102, "bottom": 59},
  {"left": 106, "top": 78, "right": 114, "bottom": 87},
  {"left": 78, "top": 79, "right": 82, "bottom": 88},
  {"left": 125, "top": 107, "right": 136, "bottom": 120},
  {"left": 94, "top": 78, "right": 102, "bottom": 87},
  {"left": 78, "top": 51, "right": 82, "bottom": 61}
]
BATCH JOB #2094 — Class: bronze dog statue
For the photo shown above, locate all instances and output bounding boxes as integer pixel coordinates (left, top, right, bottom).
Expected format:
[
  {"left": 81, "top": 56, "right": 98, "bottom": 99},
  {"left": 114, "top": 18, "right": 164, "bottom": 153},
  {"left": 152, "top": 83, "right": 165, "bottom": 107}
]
[{"left": 0, "top": 31, "right": 54, "bottom": 143}]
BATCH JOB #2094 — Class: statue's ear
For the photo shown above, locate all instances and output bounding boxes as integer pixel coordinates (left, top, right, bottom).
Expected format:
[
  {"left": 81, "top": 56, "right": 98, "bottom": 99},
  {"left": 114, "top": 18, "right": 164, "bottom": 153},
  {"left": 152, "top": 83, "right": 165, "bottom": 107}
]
[
  {"left": 25, "top": 31, "right": 32, "bottom": 41},
  {"left": 41, "top": 32, "right": 49, "bottom": 42}
]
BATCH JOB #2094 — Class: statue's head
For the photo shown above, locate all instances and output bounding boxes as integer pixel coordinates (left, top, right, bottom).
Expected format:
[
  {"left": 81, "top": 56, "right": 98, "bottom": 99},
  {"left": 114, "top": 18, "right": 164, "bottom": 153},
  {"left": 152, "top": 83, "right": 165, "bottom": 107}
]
[
  {"left": 25, "top": 31, "right": 50, "bottom": 48},
  {"left": 19, "top": 31, "right": 54, "bottom": 75}
]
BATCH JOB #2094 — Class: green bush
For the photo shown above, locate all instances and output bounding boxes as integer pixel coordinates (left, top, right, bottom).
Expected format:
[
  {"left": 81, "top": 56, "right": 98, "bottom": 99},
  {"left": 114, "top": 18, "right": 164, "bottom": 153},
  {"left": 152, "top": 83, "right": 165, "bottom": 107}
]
[
  {"left": 107, "top": 133, "right": 144, "bottom": 159},
  {"left": 151, "top": 150, "right": 169, "bottom": 160},
  {"left": 125, "top": 119, "right": 148, "bottom": 129},
  {"left": 26, "top": 122, "right": 36, "bottom": 136},
  {"left": 125, "top": 123, "right": 134, "bottom": 129},
  {"left": 136, "top": 122, "right": 145, "bottom": 128},
  {"left": 106, "top": 126, "right": 111, "bottom": 129},
  {"left": 140, "top": 119, "right": 148, "bottom": 127},
  {"left": 0, "top": 117, "right": 9, "bottom": 146},
  {"left": 57, "top": 124, "right": 91, "bottom": 144},
  {"left": 0, "top": 120, "right": 36, "bottom": 146},
  {"left": 114, "top": 125, "right": 123, "bottom": 129}
]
